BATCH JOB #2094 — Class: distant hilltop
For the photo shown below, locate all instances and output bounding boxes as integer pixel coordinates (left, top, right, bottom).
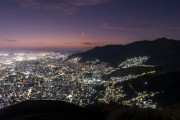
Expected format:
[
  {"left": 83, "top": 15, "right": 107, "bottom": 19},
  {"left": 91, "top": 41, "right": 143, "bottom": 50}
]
[{"left": 69, "top": 38, "right": 180, "bottom": 66}]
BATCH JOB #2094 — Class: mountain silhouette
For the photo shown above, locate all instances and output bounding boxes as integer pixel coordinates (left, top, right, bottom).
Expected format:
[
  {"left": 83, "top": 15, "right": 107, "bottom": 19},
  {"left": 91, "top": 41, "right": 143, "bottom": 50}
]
[
  {"left": 0, "top": 100, "right": 179, "bottom": 120},
  {"left": 70, "top": 38, "right": 180, "bottom": 66},
  {"left": 0, "top": 100, "right": 103, "bottom": 120}
]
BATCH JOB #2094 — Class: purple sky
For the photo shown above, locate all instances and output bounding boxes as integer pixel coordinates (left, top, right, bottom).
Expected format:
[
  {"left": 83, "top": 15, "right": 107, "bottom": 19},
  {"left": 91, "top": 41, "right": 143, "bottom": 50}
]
[{"left": 0, "top": 0, "right": 180, "bottom": 50}]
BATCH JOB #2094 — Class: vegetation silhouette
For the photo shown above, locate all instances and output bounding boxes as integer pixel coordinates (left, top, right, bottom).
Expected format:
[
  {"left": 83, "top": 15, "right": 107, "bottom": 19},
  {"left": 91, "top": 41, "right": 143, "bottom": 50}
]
[{"left": 0, "top": 100, "right": 179, "bottom": 120}]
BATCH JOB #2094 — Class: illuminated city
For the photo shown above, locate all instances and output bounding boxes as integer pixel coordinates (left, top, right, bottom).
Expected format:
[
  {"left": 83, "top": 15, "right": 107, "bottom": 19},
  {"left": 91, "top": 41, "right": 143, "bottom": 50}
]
[{"left": 0, "top": 51, "right": 159, "bottom": 109}]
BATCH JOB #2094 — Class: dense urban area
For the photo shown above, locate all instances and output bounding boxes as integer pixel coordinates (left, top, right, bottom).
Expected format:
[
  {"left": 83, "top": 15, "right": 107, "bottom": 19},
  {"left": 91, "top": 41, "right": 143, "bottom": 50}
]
[{"left": 0, "top": 51, "right": 158, "bottom": 109}]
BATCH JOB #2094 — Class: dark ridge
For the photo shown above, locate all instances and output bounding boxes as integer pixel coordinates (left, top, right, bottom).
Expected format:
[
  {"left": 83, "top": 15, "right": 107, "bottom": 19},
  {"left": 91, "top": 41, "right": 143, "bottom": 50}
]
[
  {"left": 0, "top": 100, "right": 180, "bottom": 120},
  {"left": 69, "top": 38, "right": 180, "bottom": 67},
  {"left": 121, "top": 70, "right": 180, "bottom": 108},
  {"left": 0, "top": 100, "right": 103, "bottom": 120}
]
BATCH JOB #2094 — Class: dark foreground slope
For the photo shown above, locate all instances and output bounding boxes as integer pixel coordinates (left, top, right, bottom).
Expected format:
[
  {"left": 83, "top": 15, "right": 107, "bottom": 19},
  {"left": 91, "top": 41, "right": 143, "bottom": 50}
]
[
  {"left": 0, "top": 100, "right": 103, "bottom": 120},
  {"left": 70, "top": 38, "right": 180, "bottom": 66},
  {"left": 0, "top": 101, "right": 180, "bottom": 120}
]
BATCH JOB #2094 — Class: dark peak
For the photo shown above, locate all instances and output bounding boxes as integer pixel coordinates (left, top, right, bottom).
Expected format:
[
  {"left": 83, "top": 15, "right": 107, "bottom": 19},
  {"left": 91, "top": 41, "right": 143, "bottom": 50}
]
[
  {"left": 127, "top": 37, "right": 178, "bottom": 47},
  {"left": 71, "top": 37, "right": 180, "bottom": 66},
  {"left": 90, "top": 38, "right": 178, "bottom": 51},
  {"left": 129, "top": 40, "right": 150, "bottom": 45}
]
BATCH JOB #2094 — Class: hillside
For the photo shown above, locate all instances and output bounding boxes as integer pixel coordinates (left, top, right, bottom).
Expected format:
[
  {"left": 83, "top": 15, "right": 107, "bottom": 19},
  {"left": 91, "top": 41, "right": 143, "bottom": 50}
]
[
  {"left": 70, "top": 38, "right": 180, "bottom": 66},
  {"left": 120, "top": 70, "right": 180, "bottom": 108},
  {"left": 0, "top": 100, "right": 103, "bottom": 120},
  {"left": 0, "top": 100, "right": 179, "bottom": 120}
]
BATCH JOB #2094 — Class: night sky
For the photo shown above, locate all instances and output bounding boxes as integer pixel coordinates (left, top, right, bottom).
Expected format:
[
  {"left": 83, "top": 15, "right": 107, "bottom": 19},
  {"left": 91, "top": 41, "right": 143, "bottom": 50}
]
[{"left": 0, "top": 0, "right": 180, "bottom": 50}]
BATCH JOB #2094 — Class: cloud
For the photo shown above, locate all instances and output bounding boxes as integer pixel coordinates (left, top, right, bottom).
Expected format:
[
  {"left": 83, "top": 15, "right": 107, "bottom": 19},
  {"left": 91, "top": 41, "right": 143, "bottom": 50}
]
[
  {"left": 15, "top": 0, "right": 76, "bottom": 14},
  {"left": 103, "top": 23, "right": 159, "bottom": 31},
  {"left": 59, "top": 42, "right": 97, "bottom": 45},
  {"left": 103, "top": 22, "right": 180, "bottom": 31},
  {"left": 15, "top": 0, "right": 110, "bottom": 14},
  {"left": 64, "top": 0, "right": 110, "bottom": 6},
  {"left": 3, "top": 39, "right": 18, "bottom": 42},
  {"left": 82, "top": 42, "right": 97, "bottom": 45}
]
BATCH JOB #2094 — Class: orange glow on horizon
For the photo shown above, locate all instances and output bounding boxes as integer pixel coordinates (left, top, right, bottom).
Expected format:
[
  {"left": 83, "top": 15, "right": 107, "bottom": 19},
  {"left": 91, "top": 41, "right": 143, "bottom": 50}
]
[
  {"left": 0, "top": 40, "right": 113, "bottom": 50},
  {"left": 0, "top": 36, "right": 120, "bottom": 50}
]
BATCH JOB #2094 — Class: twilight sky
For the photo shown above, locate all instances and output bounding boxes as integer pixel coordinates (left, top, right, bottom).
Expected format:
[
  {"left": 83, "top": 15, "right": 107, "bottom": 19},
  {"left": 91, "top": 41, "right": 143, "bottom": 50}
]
[{"left": 0, "top": 0, "right": 180, "bottom": 50}]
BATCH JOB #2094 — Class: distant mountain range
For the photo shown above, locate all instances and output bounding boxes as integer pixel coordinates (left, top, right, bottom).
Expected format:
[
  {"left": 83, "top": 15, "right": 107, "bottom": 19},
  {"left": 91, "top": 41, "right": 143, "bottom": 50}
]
[
  {"left": 68, "top": 37, "right": 180, "bottom": 108},
  {"left": 69, "top": 37, "right": 180, "bottom": 67}
]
